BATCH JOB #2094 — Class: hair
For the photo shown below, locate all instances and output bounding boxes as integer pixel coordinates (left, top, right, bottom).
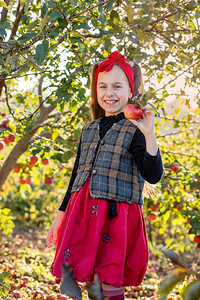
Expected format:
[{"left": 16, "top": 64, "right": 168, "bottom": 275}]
[{"left": 90, "top": 60, "right": 144, "bottom": 120}]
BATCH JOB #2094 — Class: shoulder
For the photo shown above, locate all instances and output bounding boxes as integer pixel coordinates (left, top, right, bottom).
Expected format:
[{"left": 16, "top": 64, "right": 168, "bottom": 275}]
[{"left": 82, "top": 119, "right": 99, "bottom": 131}]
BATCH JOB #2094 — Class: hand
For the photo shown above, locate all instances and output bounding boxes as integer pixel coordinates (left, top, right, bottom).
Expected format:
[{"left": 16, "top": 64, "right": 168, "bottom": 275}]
[
  {"left": 129, "top": 107, "right": 155, "bottom": 136},
  {"left": 46, "top": 211, "right": 65, "bottom": 248}
]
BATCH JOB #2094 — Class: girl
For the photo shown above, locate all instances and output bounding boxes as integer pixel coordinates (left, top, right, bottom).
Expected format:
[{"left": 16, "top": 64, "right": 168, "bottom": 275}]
[{"left": 47, "top": 51, "right": 163, "bottom": 300}]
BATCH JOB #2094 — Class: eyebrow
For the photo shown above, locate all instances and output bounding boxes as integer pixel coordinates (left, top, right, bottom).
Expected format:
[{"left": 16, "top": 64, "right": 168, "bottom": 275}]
[{"left": 98, "top": 81, "right": 123, "bottom": 85}]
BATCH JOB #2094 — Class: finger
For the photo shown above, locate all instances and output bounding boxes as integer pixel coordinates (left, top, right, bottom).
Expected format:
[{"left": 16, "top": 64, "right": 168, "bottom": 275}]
[
  {"left": 47, "top": 230, "right": 53, "bottom": 248},
  {"left": 53, "top": 227, "right": 60, "bottom": 244}
]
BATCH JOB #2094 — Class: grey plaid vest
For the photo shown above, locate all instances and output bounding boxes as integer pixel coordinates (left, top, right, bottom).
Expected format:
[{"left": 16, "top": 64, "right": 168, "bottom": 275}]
[{"left": 71, "top": 118, "right": 145, "bottom": 205}]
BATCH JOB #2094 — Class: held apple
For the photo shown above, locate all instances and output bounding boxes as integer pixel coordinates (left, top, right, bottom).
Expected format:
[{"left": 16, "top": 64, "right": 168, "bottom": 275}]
[{"left": 124, "top": 104, "right": 143, "bottom": 121}]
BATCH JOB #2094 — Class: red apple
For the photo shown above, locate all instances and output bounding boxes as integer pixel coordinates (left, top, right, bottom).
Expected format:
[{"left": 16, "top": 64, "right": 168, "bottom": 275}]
[
  {"left": 13, "top": 291, "right": 21, "bottom": 299},
  {"left": 41, "top": 158, "right": 49, "bottom": 165},
  {"left": 44, "top": 177, "right": 53, "bottom": 185},
  {"left": 148, "top": 267, "right": 156, "bottom": 273},
  {"left": 133, "top": 286, "right": 141, "bottom": 291},
  {"left": 1, "top": 113, "right": 6, "bottom": 117},
  {"left": 147, "top": 212, "right": 157, "bottom": 221},
  {"left": 30, "top": 156, "right": 38, "bottom": 164},
  {"left": 3, "top": 136, "right": 10, "bottom": 145},
  {"left": 19, "top": 178, "right": 25, "bottom": 184},
  {"left": 194, "top": 235, "right": 200, "bottom": 244},
  {"left": 124, "top": 104, "right": 143, "bottom": 121},
  {"left": 149, "top": 204, "right": 158, "bottom": 212},
  {"left": 176, "top": 203, "right": 181, "bottom": 211},
  {"left": 0, "top": 141, "right": 5, "bottom": 150},
  {"left": 169, "top": 163, "right": 179, "bottom": 172},
  {"left": 55, "top": 277, "right": 61, "bottom": 284},
  {"left": 8, "top": 134, "right": 15, "bottom": 143},
  {"left": 2, "top": 120, "right": 8, "bottom": 128},
  {"left": 187, "top": 217, "right": 191, "bottom": 224},
  {"left": 13, "top": 166, "right": 20, "bottom": 173},
  {"left": 26, "top": 163, "right": 34, "bottom": 169},
  {"left": 25, "top": 177, "right": 32, "bottom": 185}
]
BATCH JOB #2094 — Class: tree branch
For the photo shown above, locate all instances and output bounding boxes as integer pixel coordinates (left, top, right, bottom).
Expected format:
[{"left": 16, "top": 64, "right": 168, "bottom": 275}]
[
  {"left": 0, "top": 0, "right": 10, "bottom": 24},
  {"left": 9, "top": 3, "right": 26, "bottom": 40}
]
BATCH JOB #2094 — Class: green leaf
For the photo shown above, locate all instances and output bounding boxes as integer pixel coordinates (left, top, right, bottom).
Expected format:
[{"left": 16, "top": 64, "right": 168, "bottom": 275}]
[
  {"left": 0, "top": 28, "right": 6, "bottom": 38},
  {"left": 18, "top": 33, "right": 35, "bottom": 44},
  {"left": 41, "top": 3, "right": 48, "bottom": 18},
  {"left": 110, "top": 10, "right": 120, "bottom": 25},
  {"left": 184, "top": 0, "right": 198, "bottom": 10},
  {"left": 123, "top": 4, "right": 134, "bottom": 22},
  {"left": 78, "top": 39, "right": 87, "bottom": 54},
  {"left": 35, "top": 40, "right": 49, "bottom": 65},
  {"left": 183, "top": 281, "right": 200, "bottom": 300},
  {"left": 0, "top": 21, "right": 10, "bottom": 29},
  {"left": 62, "top": 151, "right": 74, "bottom": 163},
  {"left": 158, "top": 267, "right": 188, "bottom": 295},
  {"left": 49, "top": 12, "right": 63, "bottom": 22}
]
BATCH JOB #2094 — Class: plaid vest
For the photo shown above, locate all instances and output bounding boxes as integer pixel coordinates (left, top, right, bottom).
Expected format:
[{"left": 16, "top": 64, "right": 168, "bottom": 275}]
[{"left": 71, "top": 118, "right": 145, "bottom": 205}]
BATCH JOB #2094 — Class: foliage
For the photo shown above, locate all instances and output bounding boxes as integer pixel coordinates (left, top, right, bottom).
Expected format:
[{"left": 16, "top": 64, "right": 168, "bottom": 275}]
[
  {"left": 0, "top": 0, "right": 199, "bottom": 298},
  {"left": 158, "top": 247, "right": 200, "bottom": 300},
  {"left": 0, "top": 271, "right": 10, "bottom": 299},
  {"left": 0, "top": 207, "right": 15, "bottom": 236}
]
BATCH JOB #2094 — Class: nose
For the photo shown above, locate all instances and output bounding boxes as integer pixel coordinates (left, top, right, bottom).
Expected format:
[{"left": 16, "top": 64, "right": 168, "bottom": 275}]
[{"left": 105, "top": 87, "right": 114, "bottom": 97}]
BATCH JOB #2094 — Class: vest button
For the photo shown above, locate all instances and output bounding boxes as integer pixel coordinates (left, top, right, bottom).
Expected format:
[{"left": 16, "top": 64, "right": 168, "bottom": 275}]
[
  {"left": 92, "top": 169, "right": 97, "bottom": 175},
  {"left": 101, "top": 140, "right": 104, "bottom": 145}
]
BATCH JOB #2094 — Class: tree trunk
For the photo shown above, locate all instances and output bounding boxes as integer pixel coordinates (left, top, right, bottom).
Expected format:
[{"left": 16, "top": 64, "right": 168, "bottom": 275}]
[{"left": 0, "top": 105, "right": 56, "bottom": 190}]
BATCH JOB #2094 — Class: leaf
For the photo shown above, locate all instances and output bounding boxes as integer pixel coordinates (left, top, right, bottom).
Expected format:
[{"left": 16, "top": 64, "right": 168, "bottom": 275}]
[
  {"left": 60, "top": 263, "right": 82, "bottom": 300},
  {"left": 160, "top": 246, "right": 186, "bottom": 267},
  {"left": 62, "top": 151, "right": 74, "bottom": 163},
  {"left": 78, "top": 39, "right": 87, "bottom": 54},
  {"left": 41, "top": 3, "right": 48, "bottom": 18},
  {"left": 110, "top": 10, "right": 120, "bottom": 25},
  {"left": 158, "top": 267, "right": 188, "bottom": 295},
  {"left": 49, "top": 12, "right": 63, "bottom": 22},
  {"left": 123, "top": 4, "right": 134, "bottom": 22},
  {"left": 0, "top": 1, "right": 7, "bottom": 7},
  {"left": 183, "top": 280, "right": 200, "bottom": 300},
  {"left": 18, "top": 33, "right": 35, "bottom": 44},
  {"left": 35, "top": 40, "right": 49, "bottom": 65},
  {"left": 86, "top": 273, "right": 104, "bottom": 300}
]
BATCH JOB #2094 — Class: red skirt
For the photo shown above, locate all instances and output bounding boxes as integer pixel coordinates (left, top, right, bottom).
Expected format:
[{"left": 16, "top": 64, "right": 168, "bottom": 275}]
[{"left": 51, "top": 178, "right": 149, "bottom": 287}]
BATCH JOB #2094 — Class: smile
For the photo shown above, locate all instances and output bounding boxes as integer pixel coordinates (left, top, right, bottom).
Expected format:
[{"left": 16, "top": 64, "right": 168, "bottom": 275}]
[{"left": 104, "top": 100, "right": 118, "bottom": 103}]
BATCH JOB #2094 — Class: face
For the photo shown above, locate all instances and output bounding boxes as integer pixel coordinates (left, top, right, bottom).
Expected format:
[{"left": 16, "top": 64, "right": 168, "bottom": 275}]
[{"left": 96, "top": 65, "right": 132, "bottom": 116}]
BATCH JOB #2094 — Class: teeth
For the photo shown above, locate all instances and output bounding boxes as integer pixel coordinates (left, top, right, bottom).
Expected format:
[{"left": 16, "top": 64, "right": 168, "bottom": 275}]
[{"left": 104, "top": 100, "right": 117, "bottom": 103}]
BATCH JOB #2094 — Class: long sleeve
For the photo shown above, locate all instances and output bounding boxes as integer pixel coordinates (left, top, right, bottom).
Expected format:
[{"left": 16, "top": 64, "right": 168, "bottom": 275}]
[
  {"left": 129, "top": 129, "right": 163, "bottom": 184},
  {"left": 58, "top": 140, "right": 81, "bottom": 212}
]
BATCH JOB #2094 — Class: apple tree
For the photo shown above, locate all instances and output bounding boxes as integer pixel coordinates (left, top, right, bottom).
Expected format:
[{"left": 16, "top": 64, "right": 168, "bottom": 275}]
[{"left": 0, "top": 0, "right": 199, "bottom": 250}]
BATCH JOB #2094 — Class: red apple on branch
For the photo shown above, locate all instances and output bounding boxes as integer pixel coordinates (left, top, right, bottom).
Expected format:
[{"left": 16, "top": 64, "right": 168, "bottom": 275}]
[
  {"left": 30, "top": 156, "right": 38, "bottom": 164},
  {"left": 124, "top": 104, "right": 143, "bottom": 121},
  {"left": 169, "top": 163, "right": 179, "bottom": 173},
  {"left": 44, "top": 177, "right": 53, "bottom": 185},
  {"left": 194, "top": 235, "right": 200, "bottom": 244}
]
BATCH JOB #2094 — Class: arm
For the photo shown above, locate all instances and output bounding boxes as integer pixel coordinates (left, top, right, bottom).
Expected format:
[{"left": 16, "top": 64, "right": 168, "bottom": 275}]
[{"left": 129, "top": 108, "right": 163, "bottom": 183}]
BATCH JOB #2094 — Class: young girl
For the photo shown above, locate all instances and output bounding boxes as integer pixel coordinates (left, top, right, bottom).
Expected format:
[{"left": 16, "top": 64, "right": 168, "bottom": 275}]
[{"left": 47, "top": 51, "right": 163, "bottom": 300}]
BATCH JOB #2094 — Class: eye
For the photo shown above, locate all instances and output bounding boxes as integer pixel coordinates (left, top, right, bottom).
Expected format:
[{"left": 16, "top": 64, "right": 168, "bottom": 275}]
[
  {"left": 114, "top": 85, "right": 121, "bottom": 89},
  {"left": 99, "top": 85, "right": 106, "bottom": 89}
]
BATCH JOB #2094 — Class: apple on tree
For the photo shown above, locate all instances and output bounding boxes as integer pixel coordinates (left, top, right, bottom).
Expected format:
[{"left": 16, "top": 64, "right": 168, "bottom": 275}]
[
  {"left": 45, "top": 177, "right": 53, "bottom": 185},
  {"left": 30, "top": 155, "right": 38, "bottom": 164},
  {"left": 169, "top": 163, "right": 179, "bottom": 172}
]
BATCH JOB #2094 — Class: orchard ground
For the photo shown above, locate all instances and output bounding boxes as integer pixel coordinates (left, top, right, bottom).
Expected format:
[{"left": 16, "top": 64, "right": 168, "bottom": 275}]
[{"left": 1, "top": 225, "right": 199, "bottom": 300}]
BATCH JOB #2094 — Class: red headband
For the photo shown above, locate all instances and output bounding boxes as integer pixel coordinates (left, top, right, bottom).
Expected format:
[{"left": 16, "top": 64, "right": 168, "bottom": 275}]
[{"left": 94, "top": 51, "right": 134, "bottom": 94}]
